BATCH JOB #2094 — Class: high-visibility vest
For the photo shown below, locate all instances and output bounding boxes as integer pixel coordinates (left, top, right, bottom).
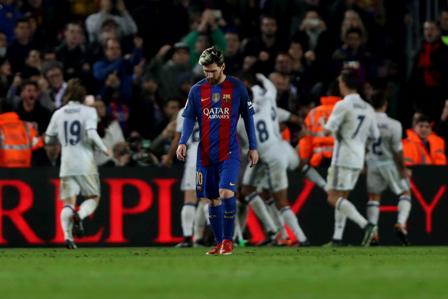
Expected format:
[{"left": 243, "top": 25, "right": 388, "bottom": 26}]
[
  {"left": 298, "top": 96, "right": 341, "bottom": 167},
  {"left": 402, "top": 129, "right": 446, "bottom": 166},
  {"left": 0, "top": 112, "right": 43, "bottom": 168}
]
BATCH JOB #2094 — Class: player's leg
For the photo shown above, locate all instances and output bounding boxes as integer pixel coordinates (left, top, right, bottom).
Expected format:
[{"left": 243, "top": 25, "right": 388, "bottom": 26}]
[
  {"left": 216, "top": 158, "right": 241, "bottom": 255},
  {"left": 194, "top": 198, "right": 209, "bottom": 246},
  {"left": 240, "top": 163, "right": 277, "bottom": 236},
  {"left": 265, "top": 196, "right": 288, "bottom": 244},
  {"left": 177, "top": 165, "right": 198, "bottom": 247},
  {"left": 177, "top": 190, "right": 197, "bottom": 247},
  {"left": 326, "top": 166, "right": 376, "bottom": 246},
  {"left": 59, "top": 176, "right": 79, "bottom": 249},
  {"left": 382, "top": 166, "right": 412, "bottom": 245},
  {"left": 395, "top": 190, "right": 411, "bottom": 245},
  {"left": 198, "top": 164, "right": 224, "bottom": 255},
  {"left": 366, "top": 165, "right": 389, "bottom": 244},
  {"left": 269, "top": 156, "right": 310, "bottom": 246},
  {"left": 75, "top": 175, "right": 101, "bottom": 237}
]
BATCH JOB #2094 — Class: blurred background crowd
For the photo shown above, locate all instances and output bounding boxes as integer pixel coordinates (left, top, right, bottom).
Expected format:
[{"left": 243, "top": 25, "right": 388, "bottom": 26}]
[{"left": 1, "top": 0, "right": 448, "bottom": 168}]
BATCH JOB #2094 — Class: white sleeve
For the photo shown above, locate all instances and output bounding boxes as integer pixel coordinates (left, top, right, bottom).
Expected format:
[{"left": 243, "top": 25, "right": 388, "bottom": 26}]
[
  {"left": 87, "top": 129, "right": 108, "bottom": 153},
  {"left": 256, "top": 74, "right": 277, "bottom": 105},
  {"left": 369, "top": 113, "right": 380, "bottom": 140},
  {"left": 45, "top": 112, "right": 58, "bottom": 144},
  {"left": 324, "top": 102, "right": 346, "bottom": 133},
  {"left": 391, "top": 122, "right": 403, "bottom": 152},
  {"left": 175, "top": 109, "right": 183, "bottom": 133},
  {"left": 277, "top": 108, "right": 291, "bottom": 123},
  {"left": 85, "top": 107, "right": 99, "bottom": 131}
]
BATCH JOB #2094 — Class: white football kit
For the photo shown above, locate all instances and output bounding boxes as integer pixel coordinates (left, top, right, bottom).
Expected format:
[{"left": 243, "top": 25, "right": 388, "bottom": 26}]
[
  {"left": 325, "top": 93, "right": 379, "bottom": 191},
  {"left": 45, "top": 101, "right": 107, "bottom": 199},
  {"left": 366, "top": 112, "right": 409, "bottom": 195},
  {"left": 176, "top": 108, "right": 199, "bottom": 191},
  {"left": 238, "top": 74, "right": 289, "bottom": 192}
]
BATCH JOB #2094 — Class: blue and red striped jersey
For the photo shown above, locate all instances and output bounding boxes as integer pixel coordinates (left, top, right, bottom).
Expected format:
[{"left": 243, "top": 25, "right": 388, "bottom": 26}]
[{"left": 181, "top": 76, "right": 257, "bottom": 166}]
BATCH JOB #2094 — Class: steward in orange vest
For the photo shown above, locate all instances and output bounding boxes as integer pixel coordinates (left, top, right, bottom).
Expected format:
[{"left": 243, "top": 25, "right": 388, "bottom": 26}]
[
  {"left": 0, "top": 101, "right": 43, "bottom": 167},
  {"left": 403, "top": 114, "right": 446, "bottom": 165},
  {"left": 299, "top": 95, "right": 341, "bottom": 167}
]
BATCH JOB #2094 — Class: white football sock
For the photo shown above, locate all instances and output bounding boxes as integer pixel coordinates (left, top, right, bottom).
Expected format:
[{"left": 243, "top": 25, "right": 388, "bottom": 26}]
[
  {"left": 203, "top": 202, "right": 210, "bottom": 225},
  {"left": 336, "top": 197, "right": 368, "bottom": 229},
  {"left": 267, "top": 199, "right": 287, "bottom": 238},
  {"left": 332, "top": 208, "right": 347, "bottom": 241},
  {"left": 194, "top": 201, "right": 207, "bottom": 240},
  {"left": 397, "top": 195, "right": 412, "bottom": 225},
  {"left": 181, "top": 204, "right": 196, "bottom": 237},
  {"left": 280, "top": 206, "right": 307, "bottom": 242},
  {"left": 61, "top": 205, "right": 74, "bottom": 241},
  {"left": 237, "top": 201, "right": 248, "bottom": 231},
  {"left": 367, "top": 200, "right": 380, "bottom": 225},
  {"left": 303, "top": 165, "right": 327, "bottom": 190},
  {"left": 77, "top": 199, "right": 98, "bottom": 220},
  {"left": 247, "top": 192, "right": 277, "bottom": 234}
]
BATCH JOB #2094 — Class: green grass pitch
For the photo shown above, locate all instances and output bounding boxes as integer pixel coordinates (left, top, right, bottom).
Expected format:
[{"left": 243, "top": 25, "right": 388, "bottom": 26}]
[{"left": 0, "top": 247, "right": 447, "bottom": 299}]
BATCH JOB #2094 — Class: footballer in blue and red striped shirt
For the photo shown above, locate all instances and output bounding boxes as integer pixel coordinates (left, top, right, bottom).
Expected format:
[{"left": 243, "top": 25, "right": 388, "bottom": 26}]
[{"left": 177, "top": 47, "right": 258, "bottom": 255}]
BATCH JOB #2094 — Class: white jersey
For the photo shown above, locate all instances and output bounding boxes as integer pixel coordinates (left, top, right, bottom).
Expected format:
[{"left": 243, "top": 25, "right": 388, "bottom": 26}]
[
  {"left": 325, "top": 93, "right": 379, "bottom": 169},
  {"left": 366, "top": 112, "right": 403, "bottom": 167},
  {"left": 176, "top": 108, "right": 199, "bottom": 167},
  {"left": 237, "top": 74, "right": 281, "bottom": 156},
  {"left": 45, "top": 102, "right": 101, "bottom": 177}
]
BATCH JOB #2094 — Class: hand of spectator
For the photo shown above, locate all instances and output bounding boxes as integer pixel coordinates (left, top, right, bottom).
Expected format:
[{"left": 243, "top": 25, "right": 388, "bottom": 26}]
[
  {"left": 441, "top": 100, "right": 448, "bottom": 121},
  {"left": 304, "top": 50, "right": 316, "bottom": 62},
  {"left": 157, "top": 44, "right": 172, "bottom": 58},
  {"left": 82, "top": 63, "right": 91, "bottom": 72},
  {"left": 160, "top": 154, "right": 173, "bottom": 167},
  {"left": 106, "top": 72, "right": 121, "bottom": 88},
  {"left": 133, "top": 60, "right": 145, "bottom": 81},
  {"left": 134, "top": 36, "right": 144, "bottom": 49},
  {"left": 259, "top": 51, "right": 270, "bottom": 62},
  {"left": 12, "top": 73, "right": 22, "bottom": 88},
  {"left": 117, "top": 0, "right": 128, "bottom": 14},
  {"left": 176, "top": 144, "right": 187, "bottom": 161}
]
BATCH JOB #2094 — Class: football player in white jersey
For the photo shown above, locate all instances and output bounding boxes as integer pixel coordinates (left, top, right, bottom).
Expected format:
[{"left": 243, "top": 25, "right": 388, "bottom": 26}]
[
  {"left": 162, "top": 108, "right": 209, "bottom": 247},
  {"left": 238, "top": 73, "right": 310, "bottom": 246},
  {"left": 364, "top": 91, "right": 411, "bottom": 245},
  {"left": 322, "top": 70, "right": 380, "bottom": 246},
  {"left": 45, "top": 79, "right": 109, "bottom": 249}
]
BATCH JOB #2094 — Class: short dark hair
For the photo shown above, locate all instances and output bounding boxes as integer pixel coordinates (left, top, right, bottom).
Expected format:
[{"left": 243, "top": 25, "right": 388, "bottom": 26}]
[
  {"left": 42, "top": 61, "right": 64, "bottom": 77},
  {"left": 65, "top": 78, "right": 86, "bottom": 103},
  {"left": 339, "top": 69, "right": 362, "bottom": 91},
  {"left": 199, "top": 46, "right": 225, "bottom": 66},
  {"left": 15, "top": 17, "right": 30, "bottom": 27},
  {"left": 20, "top": 79, "right": 38, "bottom": 92},
  {"left": 414, "top": 113, "right": 432, "bottom": 125},
  {"left": 326, "top": 80, "right": 341, "bottom": 97},
  {"left": 370, "top": 90, "right": 387, "bottom": 109}
]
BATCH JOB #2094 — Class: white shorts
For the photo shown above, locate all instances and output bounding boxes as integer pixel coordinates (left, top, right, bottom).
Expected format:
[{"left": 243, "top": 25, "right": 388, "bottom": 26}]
[
  {"left": 367, "top": 164, "right": 409, "bottom": 195},
  {"left": 60, "top": 174, "right": 100, "bottom": 200},
  {"left": 281, "top": 140, "right": 299, "bottom": 170},
  {"left": 181, "top": 164, "right": 196, "bottom": 191},
  {"left": 326, "top": 166, "right": 361, "bottom": 191},
  {"left": 243, "top": 155, "right": 288, "bottom": 193}
]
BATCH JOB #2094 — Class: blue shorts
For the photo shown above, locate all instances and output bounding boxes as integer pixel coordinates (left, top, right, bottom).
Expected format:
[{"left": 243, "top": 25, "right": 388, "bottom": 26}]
[{"left": 196, "top": 158, "right": 240, "bottom": 199}]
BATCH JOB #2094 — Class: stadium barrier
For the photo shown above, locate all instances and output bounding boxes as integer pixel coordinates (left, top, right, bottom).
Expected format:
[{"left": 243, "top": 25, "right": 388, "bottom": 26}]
[{"left": 0, "top": 166, "right": 446, "bottom": 247}]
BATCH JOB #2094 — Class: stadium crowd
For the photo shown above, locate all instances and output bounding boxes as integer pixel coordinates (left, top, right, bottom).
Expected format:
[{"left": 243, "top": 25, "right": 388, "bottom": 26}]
[{"left": 0, "top": 0, "right": 447, "bottom": 167}]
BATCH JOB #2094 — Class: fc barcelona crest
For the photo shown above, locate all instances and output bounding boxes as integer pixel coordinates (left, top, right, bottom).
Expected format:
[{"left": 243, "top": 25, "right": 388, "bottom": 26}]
[
  {"left": 212, "top": 93, "right": 220, "bottom": 103},
  {"left": 223, "top": 94, "right": 231, "bottom": 103}
]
